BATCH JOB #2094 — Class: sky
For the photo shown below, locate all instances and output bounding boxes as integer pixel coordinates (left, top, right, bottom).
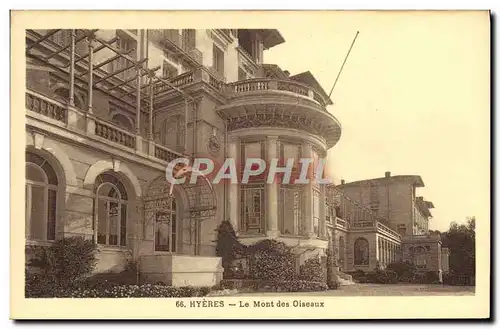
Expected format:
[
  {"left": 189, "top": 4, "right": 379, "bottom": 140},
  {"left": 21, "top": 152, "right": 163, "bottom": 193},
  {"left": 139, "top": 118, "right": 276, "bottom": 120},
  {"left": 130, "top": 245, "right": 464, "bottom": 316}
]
[{"left": 264, "top": 11, "right": 490, "bottom": 231}]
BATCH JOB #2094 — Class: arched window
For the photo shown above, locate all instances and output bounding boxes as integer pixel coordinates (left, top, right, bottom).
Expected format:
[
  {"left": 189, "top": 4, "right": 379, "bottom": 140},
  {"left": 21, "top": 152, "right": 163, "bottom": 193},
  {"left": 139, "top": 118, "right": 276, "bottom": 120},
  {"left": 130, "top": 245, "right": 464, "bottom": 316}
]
[
  {"left": 25, "top": 152, "right": 58, "bottom": 241},
  {"left": 354, "top": 238, "right": 369, "bottom": 265},
  {"left": 112, "top": 113, "right": 134, "bottom": 131},
  {"left": 155, "top": 197, "right": 178, "bottom": 252},
  {"left": 94, "top": 173, "right": 128, "bottom": 246}
]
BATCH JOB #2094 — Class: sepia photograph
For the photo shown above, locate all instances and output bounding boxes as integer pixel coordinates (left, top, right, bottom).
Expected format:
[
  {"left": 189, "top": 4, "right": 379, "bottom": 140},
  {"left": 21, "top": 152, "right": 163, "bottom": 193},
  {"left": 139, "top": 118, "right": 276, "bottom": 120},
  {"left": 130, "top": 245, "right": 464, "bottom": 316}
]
[{"left": 10, "top": 10, "right": 490, "bottom": 320}]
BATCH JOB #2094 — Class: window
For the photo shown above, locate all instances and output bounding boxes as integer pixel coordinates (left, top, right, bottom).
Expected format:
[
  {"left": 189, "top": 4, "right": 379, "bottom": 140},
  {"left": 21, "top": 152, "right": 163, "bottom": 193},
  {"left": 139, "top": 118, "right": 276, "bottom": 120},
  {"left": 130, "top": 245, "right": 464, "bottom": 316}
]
[
  {"left": 369, "top": 183, "right": 379, "bottom": 212},
  {"left": 354, "top": 238, "right": 369, "bottom": 265},
  {"left": 279, "top": 142, "right": 301, "bottom": 173},
  {"left": 182, "top": 29, "right": 196, "bottom": 51},
  {"left": 110, "top": 35, "right": 137, "bottom": 79},
  {"left": 240, "top": 186, "right": 264, "bottom": 234},
  {"left": 48, "top": 29, "right": 71, "bottom": 46},
  {"left": 94, "top": 173, "right": 128, "bottom": 246},
  {"left": 155, "top": 198, "right": 178, "bottom": 252},
  {"left": 238, "top": 68, "right": 247, "bottom": 81},
  {"left": 112, "top": 113, "right": 134, "bottom": 131},
  {"left": 241, "top": 141, "right": 265, "bottom": 182},
  {"left": 279, "top": 186, "right": 302, "bottom": 235},
  {"left": 162, "top": 61, "right": 178, "bottom": 79},
  {"left": 312, "top": 189, "right": 321, "bottom": 236},
  {"left": 25, "top": 152, "right": 58, "bottom": 241},
  {"left": 213, "top": 44, "right": 224, "bottom": 77},
  {"left": 398, "top": 224, "right": 406, "bottom": 237},
  {"left": 338, "top": 236, "right": 345, "bottom": 266},
  {"left": 161, "top": 115, "right": 185, "bottom": 152}
]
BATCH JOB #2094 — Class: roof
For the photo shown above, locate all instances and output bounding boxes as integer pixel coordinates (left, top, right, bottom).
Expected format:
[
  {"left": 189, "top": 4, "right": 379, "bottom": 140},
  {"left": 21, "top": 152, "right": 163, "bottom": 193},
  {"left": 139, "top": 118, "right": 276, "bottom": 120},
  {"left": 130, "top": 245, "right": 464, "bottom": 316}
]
[
  {"left": 335, "top": 175, "right": 425, "bottom": 188},
  {"left": 258, "top": 29, "right": 285, "bottom": 49},
  {"left": 416, "top": 197, "right": 434, "bottom": 218},
  {"left": 290, "top": 71, "right": 333, "bottom": 105}
]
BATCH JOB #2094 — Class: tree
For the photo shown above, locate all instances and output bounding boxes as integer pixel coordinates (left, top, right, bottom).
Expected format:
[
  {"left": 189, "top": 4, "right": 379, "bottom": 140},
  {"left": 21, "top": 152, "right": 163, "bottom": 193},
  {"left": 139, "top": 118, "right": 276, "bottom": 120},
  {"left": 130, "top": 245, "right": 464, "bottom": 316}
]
[{"left": 441, "top": 217, "right": 475, "bottom": 281}]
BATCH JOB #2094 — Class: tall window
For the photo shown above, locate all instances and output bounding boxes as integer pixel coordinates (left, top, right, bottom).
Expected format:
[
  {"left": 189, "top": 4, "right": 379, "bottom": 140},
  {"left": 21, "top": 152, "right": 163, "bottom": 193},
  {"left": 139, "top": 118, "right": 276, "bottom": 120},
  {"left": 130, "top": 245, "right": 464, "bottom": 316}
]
[
  {"left": 161, "top": 115, "right": 185, "bottom": 151},
  {"left": 48, "top": 29, "right": 71, "bottom": 46},
  {"left": 241, "top": 186, "right": 264, "bottom": 234},
  {"left": 213, "top": 44, "right": 224, "bottom": 77},
  {"left": 369, "top": 183, "right": 379, "bottom": 212},
  {"left": 279, "top": 186, "right": 302, "bottom": 235},
  {"left": 162, "top": 61, "right": 178, "bottom": 79},
  {"left": 110, "top": 35, "right": 137, "bottom": 79},
  {"left": 338, "top": 236, "right": 345, "bottom": 267},
  {"left": 155, "top": 197, "right": 178, "bottom": 252},
  {"left": 313, "top": 189, "right": 321, "bottom": 236},
  {"left": 240, "top": 141, "right": 265, "bottom": 234},
  {"left": 25, "top": 152, "right": 58, "bottom": 241},
  {"left": 94, "top": 173, "right": 128, "bottom": 246},
  {"left": 182, "top": 29, "right": 196, "bottom": 51},
  {"left": 398, "top": 224, "right": 407, "bottom": 237},
  {"left": 354, "top": 238, "right": 369, "bottom": 265}
]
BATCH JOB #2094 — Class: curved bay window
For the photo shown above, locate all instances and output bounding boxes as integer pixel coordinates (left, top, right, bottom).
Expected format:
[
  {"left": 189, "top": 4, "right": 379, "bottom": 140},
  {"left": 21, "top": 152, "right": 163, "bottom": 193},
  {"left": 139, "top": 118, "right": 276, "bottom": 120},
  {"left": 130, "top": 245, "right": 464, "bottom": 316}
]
[
  {"left": 25, "top": 152, "right": 58, "bottom": 241},
  {"left": 94, "top": 173, "right": 128, "bottom": 246},
  {"left": 154, "top": 197, "right": 178, "bottom": 252},
  {"left": 354, "top": 238, "right": 369, "bottom": 266}
]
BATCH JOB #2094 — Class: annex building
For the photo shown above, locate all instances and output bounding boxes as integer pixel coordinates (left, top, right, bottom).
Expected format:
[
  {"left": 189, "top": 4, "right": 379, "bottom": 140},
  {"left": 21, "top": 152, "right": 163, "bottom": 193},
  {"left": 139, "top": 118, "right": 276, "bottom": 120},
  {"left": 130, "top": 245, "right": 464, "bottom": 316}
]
[{"left": 24, "top": 29, "right": 448, "bottom": 286}]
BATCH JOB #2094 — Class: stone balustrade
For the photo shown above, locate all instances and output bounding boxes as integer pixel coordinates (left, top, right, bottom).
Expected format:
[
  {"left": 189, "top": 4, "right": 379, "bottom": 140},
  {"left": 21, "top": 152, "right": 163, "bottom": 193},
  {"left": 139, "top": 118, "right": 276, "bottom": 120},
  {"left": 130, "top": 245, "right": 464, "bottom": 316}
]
[{"left": 26, "top": 89, "right": 182, "bottom": 164}]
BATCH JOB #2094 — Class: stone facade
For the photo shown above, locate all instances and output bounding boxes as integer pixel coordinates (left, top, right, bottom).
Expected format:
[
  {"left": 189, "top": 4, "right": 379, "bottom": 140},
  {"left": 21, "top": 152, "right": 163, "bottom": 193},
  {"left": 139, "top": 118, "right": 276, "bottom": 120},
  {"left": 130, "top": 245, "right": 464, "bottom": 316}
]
[
  {"left": 24, "top": 29, "right": 340, "bottom": 286},
  {"left": 327, "top": 172, "right": 449, "bottom": 276}
]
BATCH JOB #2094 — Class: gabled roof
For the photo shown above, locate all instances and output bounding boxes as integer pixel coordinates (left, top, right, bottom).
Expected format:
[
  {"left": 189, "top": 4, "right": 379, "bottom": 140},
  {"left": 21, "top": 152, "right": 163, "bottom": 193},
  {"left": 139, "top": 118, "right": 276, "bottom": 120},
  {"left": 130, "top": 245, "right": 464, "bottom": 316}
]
[{"left": 290, "top": 71, "right": 333, "bottom": 105}]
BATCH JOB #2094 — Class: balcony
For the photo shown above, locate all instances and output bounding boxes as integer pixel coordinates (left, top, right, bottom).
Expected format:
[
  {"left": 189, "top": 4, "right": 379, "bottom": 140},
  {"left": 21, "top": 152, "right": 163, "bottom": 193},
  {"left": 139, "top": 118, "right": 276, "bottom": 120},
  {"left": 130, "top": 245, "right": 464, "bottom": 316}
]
[
  {"left": 25, "top": 89, "right": 184, "bottom": 165},
  {"left": 218, "top": 78, "right": 341, "bottom": 148}
]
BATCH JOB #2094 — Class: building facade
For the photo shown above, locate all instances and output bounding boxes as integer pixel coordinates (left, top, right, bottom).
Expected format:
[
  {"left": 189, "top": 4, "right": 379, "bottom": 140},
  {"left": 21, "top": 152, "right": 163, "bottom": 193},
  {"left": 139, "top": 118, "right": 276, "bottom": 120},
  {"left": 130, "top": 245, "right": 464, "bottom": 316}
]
[
  {"left": 24, "top": 29, "right": 447, "bottom": 287},
  {"left": 25, "top": 29, "right": 341, "bottom": 286},
  {"left": 326, "top": 172, "right": 449, "bottom": 278}
]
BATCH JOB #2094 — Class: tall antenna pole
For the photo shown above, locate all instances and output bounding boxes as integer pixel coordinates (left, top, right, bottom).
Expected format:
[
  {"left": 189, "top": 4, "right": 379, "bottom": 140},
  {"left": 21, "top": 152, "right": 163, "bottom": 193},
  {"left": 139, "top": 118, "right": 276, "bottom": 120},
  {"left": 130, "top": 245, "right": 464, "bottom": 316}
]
[{"left": 328, "top": 31, "right": 359, "bottom": 98}]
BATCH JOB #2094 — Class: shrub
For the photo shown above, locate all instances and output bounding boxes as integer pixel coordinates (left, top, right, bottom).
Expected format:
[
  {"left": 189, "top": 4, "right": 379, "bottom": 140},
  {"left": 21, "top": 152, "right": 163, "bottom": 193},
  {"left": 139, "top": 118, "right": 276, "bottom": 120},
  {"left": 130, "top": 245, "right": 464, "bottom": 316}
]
[
  {"left": 31, "top": 284, "right": 213, "bottom": 298},
  {"left": 28, "top": 237, "right": 96, "bottom": 287},
  {"left": 386, "top": 261, "right": 417, "bottom": 282},
  {"left": 215, "top": 221, "right": 245, "bottom": 279},
  {"left": 375, "top": 269, "right": 399, "bottom": 284},
  {"left": 300, "top": 256, "right": 326, "bottom": 283},
  {"left": 247, "top": 239, "right": 296, "bottom": 282}
]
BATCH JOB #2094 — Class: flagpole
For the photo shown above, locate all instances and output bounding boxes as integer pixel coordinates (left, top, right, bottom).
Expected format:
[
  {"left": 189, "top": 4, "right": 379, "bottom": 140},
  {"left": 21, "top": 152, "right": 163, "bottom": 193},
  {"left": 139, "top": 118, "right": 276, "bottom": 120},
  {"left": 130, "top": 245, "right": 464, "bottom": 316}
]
[{"left": 328, "top": 31, "right": 359, "bottom": 98}]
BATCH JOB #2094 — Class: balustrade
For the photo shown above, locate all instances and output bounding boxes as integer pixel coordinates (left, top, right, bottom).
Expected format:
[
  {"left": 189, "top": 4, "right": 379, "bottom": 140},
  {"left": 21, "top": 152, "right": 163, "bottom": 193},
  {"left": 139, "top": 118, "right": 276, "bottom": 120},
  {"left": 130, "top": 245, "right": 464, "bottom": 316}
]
[
  {"left": 26, "top": 91, "right": 67, "bottom": 124},
  {"left": 94, "top": 119, "right": 136, "bottom": 148}
]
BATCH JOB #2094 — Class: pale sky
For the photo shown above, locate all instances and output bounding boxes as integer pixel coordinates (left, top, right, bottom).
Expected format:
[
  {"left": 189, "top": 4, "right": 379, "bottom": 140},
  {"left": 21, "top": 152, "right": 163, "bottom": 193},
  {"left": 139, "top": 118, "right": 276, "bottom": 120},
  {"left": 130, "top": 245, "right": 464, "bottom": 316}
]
[{"left": 264, "top": 11, "right": 490, "bottom": 231}]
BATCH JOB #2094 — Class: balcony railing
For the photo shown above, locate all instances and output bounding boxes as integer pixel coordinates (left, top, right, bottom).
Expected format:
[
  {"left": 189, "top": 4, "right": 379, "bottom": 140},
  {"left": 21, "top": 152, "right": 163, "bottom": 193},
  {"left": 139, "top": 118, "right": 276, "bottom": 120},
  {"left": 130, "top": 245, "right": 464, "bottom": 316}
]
[
  {"left": 94, "top": 118, "right": 136, "bottom": 149},
  {"left": 227, "top": 78, "right": 329, "bottom": 108},
  {"left": 26, "top": 90, "right": 182, "bottom": 164},
  {"left": 26, "top": 91, "right": 67, "bottom": 124}
]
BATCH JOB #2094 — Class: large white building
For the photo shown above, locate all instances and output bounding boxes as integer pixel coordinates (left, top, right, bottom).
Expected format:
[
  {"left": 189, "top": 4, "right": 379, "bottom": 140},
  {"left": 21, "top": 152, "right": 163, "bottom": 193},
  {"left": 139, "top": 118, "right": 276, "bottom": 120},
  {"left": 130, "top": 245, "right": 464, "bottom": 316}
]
[{"left": 25, "top": 29, "right": 447, "bottom": 287}]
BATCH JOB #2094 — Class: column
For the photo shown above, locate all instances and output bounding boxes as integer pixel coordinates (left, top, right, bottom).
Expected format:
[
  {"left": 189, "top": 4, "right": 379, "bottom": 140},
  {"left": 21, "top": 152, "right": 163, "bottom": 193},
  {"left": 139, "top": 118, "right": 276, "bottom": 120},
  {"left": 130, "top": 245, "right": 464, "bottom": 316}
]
[
  {"left": 266, "top": 136, "right": 279, "bottom": 237},
  {"left": 302, "top": 141, "right": 314, "bottom": 237},
  {"left": 228, "top": 137, "right": 239, "bottom": 232},
  {"left": 86, "top": 32, "right": 94, "bottom": 114},
  {"left": 319, "top": 184, "right": 327, "bottom": 238},
  {"left": 69, "top": 29, "right": 76, "bottom": 106}
]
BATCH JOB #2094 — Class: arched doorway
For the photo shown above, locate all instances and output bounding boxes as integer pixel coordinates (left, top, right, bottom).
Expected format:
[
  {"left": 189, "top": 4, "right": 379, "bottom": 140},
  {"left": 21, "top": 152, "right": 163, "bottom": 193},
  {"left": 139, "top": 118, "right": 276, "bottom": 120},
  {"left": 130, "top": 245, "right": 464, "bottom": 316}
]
[{"left": 143, "top": 174, "right": 216, "bottom": 255}]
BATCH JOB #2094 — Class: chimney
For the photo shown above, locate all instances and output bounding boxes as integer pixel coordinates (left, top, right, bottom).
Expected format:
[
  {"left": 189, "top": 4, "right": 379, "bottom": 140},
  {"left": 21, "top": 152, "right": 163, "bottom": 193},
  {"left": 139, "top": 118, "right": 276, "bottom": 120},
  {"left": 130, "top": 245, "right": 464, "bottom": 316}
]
[
  {"left": 385, "top": 171, "right": 391, "bottom": 178},
  {"left": 341, "top": 179, "right": 345, "bottom": 185}
]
